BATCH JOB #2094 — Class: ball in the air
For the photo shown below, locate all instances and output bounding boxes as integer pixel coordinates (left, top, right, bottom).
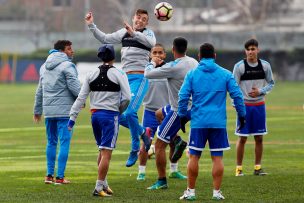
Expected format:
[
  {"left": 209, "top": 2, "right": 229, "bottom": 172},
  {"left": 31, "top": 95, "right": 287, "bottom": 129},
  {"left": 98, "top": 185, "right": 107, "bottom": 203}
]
[{"left": 154, "top": 2, "right": 173, "bottom": 21}]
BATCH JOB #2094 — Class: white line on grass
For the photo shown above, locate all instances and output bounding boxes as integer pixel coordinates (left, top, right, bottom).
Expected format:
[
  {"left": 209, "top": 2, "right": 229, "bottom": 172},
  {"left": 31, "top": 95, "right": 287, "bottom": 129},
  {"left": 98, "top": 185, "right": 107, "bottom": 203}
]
[
  {"left": 0, "top": 150, "right": 129, "bottom": 160},
  {"left": 0, "top": 125, "right": 92, "bottom": 133},
  {"left": 0, "top": 116, "right": 301, "bottom": 133}
]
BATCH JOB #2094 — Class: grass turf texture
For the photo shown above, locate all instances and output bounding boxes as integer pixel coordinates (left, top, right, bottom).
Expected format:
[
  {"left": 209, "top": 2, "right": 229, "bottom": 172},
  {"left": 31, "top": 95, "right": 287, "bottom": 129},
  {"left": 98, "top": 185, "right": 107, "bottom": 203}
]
[{"left": 0, "top": 82, "right": 303, "bottom": 202}]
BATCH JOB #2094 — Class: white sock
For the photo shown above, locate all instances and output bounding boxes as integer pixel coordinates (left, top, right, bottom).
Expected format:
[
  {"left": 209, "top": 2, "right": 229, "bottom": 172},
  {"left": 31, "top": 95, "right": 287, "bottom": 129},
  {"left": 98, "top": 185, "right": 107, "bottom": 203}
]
[
  {"left": 170, "top": 163, "right": 178, "bottom": 173},
  {"left": 95, "top": 180, "right": 105, "bottom": 192},
  {"left": 187, "top": 188, "right": 195, "bottom": 195},
  {"left": 104, "top": 178, "right": 109, "bottom": 188},
  {"left": 139, "top": 165, "right": 146, "bottom": 174},
  {"left": 213, "top": 189, "right": 220, "bottom": 196}
]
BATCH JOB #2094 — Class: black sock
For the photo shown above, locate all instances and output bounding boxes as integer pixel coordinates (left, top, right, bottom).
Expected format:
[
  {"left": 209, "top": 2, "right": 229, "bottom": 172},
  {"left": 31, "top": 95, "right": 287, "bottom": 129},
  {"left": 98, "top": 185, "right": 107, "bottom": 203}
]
[
  {"left": 158, "top": 177, "right": 167, "bottom": 182},
  {"left": 173, "top": 136, "right": 182, "bottom": 145}
]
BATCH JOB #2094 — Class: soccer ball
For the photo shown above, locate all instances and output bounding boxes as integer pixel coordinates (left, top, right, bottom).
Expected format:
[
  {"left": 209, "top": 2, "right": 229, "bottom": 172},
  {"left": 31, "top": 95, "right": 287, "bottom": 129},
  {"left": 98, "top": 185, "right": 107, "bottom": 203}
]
[
  {"left": 148, "top": 144, "right": 155, "bottom": 159},
  {"left": 154, "top": 2, "right": 173, "bottom": 21}
]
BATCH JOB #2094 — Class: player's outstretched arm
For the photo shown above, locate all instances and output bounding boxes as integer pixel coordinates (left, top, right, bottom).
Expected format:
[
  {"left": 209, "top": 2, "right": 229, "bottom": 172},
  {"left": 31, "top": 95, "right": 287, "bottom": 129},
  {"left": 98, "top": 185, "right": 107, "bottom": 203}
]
[
  {"left": 86, "top": 12, "right": 126, "bottom": 44},
  {"left": 123, "top": 21, "right": 134, "bottom": 36},
  {"left": 85, "top": 12, "right": 94, "bottom": 25}
]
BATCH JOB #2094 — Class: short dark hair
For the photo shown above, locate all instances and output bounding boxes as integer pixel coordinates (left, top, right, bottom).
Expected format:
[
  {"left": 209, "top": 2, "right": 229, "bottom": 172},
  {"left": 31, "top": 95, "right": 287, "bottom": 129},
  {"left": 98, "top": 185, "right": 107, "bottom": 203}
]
[
  {"left": 173, "top": 37, "right": 187, "bottom": 54},
  {"left": 135, "top": 9, "right": 148, "bottom": 16},
  {"left": 154, "top": 43, "right": 165, "bottom": 52},
  {"left": 54, "top": 40, "right": 72, "bottom": 51},
  {"left": 199, "top": 43, "right": 215, "bottom": 59},
  {"left": 244, "top": 38, "right": 259, "bottom": 49}
]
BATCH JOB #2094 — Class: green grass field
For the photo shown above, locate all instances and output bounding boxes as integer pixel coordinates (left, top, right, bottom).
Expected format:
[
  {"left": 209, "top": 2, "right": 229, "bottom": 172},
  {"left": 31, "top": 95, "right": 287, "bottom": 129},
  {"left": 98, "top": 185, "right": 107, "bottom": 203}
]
[{"left": 0, "top": 82, "right": 303, "bottom": 202}]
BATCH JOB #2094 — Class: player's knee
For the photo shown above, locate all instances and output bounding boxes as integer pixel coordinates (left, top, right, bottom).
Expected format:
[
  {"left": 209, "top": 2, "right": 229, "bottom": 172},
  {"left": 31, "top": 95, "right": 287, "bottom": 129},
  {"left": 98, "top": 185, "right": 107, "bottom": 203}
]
[
  {"left": 155, "top": 139, "right": 167, "bottom": 150},
  {"left": 239, "top": 136, "right": 247, "bottom": 144},
  {"left": 254, "top": 135, "right": 263, "bottom": 144},
  {"left": 139, "top": 143, "right": 146, "bottom": 153},
  {"left": 155, "top": 110, "right": 164, "bottom": 123}
]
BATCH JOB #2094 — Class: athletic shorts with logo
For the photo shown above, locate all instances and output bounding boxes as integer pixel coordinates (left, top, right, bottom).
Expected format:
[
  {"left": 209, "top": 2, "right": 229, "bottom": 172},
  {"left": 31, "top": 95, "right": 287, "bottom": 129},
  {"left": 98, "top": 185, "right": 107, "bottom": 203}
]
[
  {"left": 236, "top": 103, "right": 267, "bottom": 136},
  {"left": 91, "top": 110, "right": 119, "bottom": 150},
  {"left": 157, "top": 108, "right": 191, "bottom": 143},
  {"left": 142, "top": 104, "right": 171, "bottom": 139},
  {"left": 188, "top": 128, "right": 230, "bottom": 156}
]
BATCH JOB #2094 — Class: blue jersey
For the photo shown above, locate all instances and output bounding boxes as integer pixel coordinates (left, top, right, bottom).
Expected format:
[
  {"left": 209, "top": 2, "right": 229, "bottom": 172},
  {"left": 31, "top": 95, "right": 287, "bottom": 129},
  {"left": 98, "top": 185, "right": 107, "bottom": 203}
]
[{"left": 178, "top": 58, "right": 246, "bottom": 128}]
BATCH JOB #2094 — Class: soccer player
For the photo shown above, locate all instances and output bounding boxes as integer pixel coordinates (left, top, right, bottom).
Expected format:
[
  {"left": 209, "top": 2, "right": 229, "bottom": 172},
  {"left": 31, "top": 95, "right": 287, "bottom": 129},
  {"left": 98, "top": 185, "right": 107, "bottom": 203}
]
[
  {"left": 33, "top": 40, "right": 81, "bottom": 184},
  {"left": 68, "top": 44, "right": 131, "bottom": 197},
  {"left": 233, "top": 38, "right": 275, "bottom": 176},
  {"left": 85, "top": 9, "right": 155, "bottom": 167},
  {"left": 178, "top": 43, "right": 246, "bottom": 200},
  {"left": 137, "top": 44, "right": 186, "bottom": 181},
  {"left": 145, "top": 37, "right": 198, "bottom": 190}
]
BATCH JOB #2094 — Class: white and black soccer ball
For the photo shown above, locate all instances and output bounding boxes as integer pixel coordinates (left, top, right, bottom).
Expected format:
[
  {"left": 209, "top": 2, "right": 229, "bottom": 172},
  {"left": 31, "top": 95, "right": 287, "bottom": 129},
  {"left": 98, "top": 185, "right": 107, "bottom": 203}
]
[
  {"left": 154, "top": 2, "right": 173, "bottom": 21},
  {"left": 148, "top": 144, "right": 155, "bottom": 159}
]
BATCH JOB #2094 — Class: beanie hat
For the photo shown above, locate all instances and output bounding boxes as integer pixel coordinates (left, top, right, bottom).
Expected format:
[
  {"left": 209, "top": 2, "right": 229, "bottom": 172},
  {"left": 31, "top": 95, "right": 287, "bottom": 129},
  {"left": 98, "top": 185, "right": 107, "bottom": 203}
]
[{"left": 97, "top": 44, "right": 115, "bottom": 62}]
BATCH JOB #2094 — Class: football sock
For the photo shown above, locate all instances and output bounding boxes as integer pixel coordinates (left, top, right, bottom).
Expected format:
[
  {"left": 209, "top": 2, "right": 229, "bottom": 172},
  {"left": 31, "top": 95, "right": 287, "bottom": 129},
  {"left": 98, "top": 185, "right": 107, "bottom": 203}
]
[
  {"left": 255, "top": 165, "right": 261, "bottom": 170},
  {"left": 95, "top": 180, "right": 105, "bottom": 192},
  {"left": 139, "top": 165, "right": 146, "bottom": 173},
  {"left": 158, "top": 177, "right": 167, "bottom": 182},
  {"left": 170, "top": 163, "right": 178, "bottom": 172},
  {"left": 104, "top": 178, "right": 109, "bottom": 188},
  {"left": 173, "top": 135, "right": 182, "bottom": 145},
  {"left": 187, "top": 188, "right": 195, "bottom": 195},
  {"left": 236, "top": 165, "right": 242, "bottom": 170},
  {"left": 213, "top": 189, "right": 220, "bottom": 196}
]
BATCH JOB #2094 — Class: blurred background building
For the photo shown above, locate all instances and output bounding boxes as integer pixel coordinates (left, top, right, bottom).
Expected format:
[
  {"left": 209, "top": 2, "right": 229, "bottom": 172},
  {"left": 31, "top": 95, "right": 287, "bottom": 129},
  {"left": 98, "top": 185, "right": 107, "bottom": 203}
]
[
  {"left": 0, "top": 0, "right": 303, "bottom": 52},
  {"left": 0, "top": 0, "right": 304, "bottom": 82}
]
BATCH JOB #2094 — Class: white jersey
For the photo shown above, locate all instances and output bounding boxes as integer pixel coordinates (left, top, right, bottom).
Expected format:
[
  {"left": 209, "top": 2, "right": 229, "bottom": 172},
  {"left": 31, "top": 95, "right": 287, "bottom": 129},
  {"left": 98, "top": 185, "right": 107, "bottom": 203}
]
[
  {"left": 144, "top": 56, "right": 198, "bottom": 111},
  {"left": 143, "top": 78, "right": 169, "bottom": 112},
  {"left": 69, "top": 65, "right": 131, "bottom": 120},
  {"left": 233, "top": 59, "right": 274, "bottom": 103},
  {"left": 88, "top": 23, "right": 156, "bottom": 73}
]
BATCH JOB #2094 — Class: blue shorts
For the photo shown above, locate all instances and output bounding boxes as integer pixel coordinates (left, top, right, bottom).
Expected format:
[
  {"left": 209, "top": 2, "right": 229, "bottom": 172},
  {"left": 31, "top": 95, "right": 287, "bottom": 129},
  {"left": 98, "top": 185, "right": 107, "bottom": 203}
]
[
  {"left": 157, "top": 109, "right": 191, "bottom": 143},
  {"left": 161, "top": 105, "right": 171, "bottom": 117},
  {"left": 188, "top": 128, "right": 230, "bottom": 156},
  {"left": 236, "top": 103, "right": 267, "bottom": 136},
  {"left": 142, "top": 109, "right": 159, "bottom": 139},
  {"left": 91, "top": 110, "right": 120, "bottom": 150}
]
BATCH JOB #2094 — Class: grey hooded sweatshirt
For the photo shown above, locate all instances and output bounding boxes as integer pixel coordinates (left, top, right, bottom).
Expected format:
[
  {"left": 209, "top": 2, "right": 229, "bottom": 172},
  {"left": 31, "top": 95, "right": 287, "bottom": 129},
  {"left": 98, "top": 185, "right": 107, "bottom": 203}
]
[{"left": 33, "top": 50, "right": 81, "bottom": 118}]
